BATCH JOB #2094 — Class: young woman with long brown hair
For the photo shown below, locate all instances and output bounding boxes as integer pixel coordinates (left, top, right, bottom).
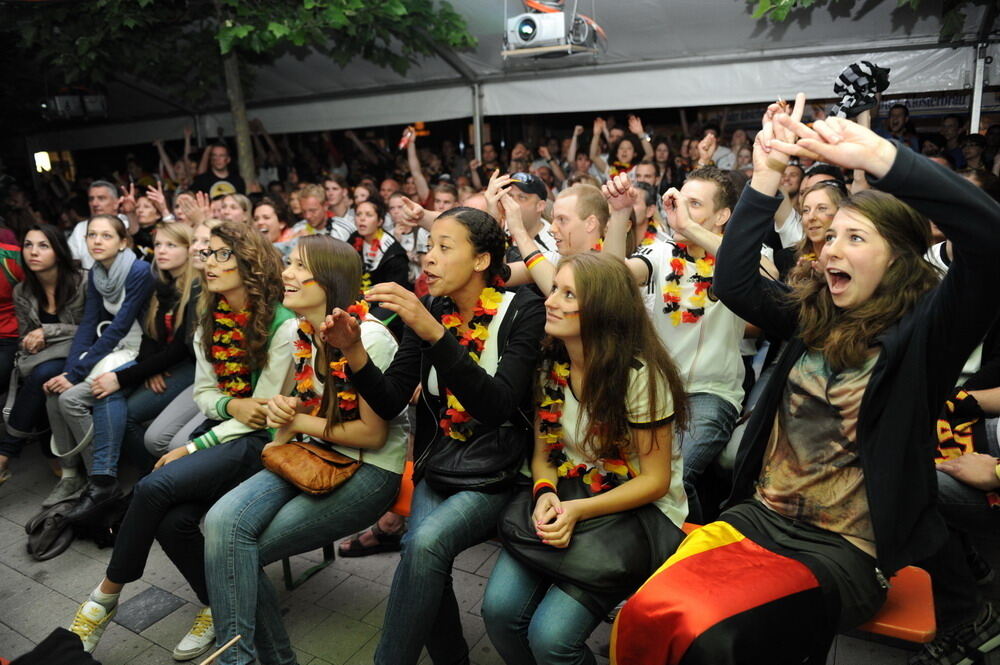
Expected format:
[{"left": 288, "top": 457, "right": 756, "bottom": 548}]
[
  {"left": 482, "top": 252, "right": 688, "bottom": 665},
  {"left": 613, "top": 95, "right": 1000, "bottom": 665},
  {"left": 203, "top": 235, "right": 409, "bottom": 665},
  {"left": 68, "top": 220, "right": 297, "bottom": 661}
]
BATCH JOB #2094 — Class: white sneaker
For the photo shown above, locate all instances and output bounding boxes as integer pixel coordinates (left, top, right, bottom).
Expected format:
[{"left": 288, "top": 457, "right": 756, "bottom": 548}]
[
  {"left": 69, "top": 599, "right": 116, "bottom": 653},
  {"left": 172, "top": 606, "right": 215, "bottom": 661}
]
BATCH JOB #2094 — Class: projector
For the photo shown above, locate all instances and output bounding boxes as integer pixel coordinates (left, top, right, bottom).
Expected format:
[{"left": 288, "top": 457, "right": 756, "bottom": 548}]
[{"left": 506, "top": 12, "right": 567, "bottom": 49}]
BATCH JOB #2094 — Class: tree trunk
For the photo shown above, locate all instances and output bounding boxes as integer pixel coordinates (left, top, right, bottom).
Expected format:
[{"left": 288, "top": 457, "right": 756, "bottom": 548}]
[{"left": 219, "top": 34, "right": 255, "bottom": 189}]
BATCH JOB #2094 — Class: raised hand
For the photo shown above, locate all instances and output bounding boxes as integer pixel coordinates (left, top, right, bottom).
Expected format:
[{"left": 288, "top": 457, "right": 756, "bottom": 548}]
[
  {"left": 485, "top": 169, "right": 512, "bottom": 221},
  {"left": 770, "top": 114, "right": 897, "bottom": 179},
  {"left": 320, "top": 308, "right": 363, "bottom": 351},
  {"left": 753, "top": 93, "right": 807, "bottom": 174},
  {"left": 573, "top": 125, "right": 585, "bottom": 137},
  {"left": 118, "top": 182, "right": 137, "bottom": 215},
  {"left": 537, "top": 146, "right": 551, "bottom": 161},
  {"left": 398, "top": 196, "right": 427, "bottom": 227},
  {"left": 628, "top": 114, "right": 645, "bottom": 136},
  {"left": 499, "top": 192, "right": 525, "bottom": 236},
  {"left": 602, "top": 173, "right": 639, "bottom": 212},
  {"left": 364, "top": 283, "right": 443, "bottom": 343},
  {"left": 593, "top": 117, "right": 607, "bottom": 138},
  {"left": 697, "top": 133, "right": 717, "bottom": 165},
  {"left": 147, "top": 182, "right": 169, "bottom": 217},
  {"left": 662, "top": 187, "right": 694, "bottom": 236}
]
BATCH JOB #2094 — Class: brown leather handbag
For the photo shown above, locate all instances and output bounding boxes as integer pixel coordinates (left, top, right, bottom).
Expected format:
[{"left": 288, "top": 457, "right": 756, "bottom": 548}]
[{"left": 261, "top": 440, "right": 361, "bottom": 496}]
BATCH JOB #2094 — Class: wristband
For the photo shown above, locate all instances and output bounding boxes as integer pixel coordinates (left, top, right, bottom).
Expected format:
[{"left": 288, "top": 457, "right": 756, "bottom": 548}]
[
  {"left": 185, "top": 442, "right": 197, "bottom": 455},
  {"left": 162, "top": 213, "right": 176, "bottom": 222},
  {"left": 525, "top": 252, "right": 546, "bottom": 269},
  {"left": 523, "top": 249, "right": 541, "bottom": 264},
  {"left": 533, "top": 479, "right": 556, "bottom": 499}
]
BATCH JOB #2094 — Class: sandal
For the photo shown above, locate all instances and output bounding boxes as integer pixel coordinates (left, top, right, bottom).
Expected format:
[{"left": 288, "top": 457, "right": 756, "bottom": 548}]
[{"left": 338, "top": 524, "right": 403, "bottom": 558}]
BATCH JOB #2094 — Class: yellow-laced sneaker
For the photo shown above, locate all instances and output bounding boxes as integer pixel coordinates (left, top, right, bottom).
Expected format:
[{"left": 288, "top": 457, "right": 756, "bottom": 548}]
[
  {"left": 172, "top": 606, "right": 215, "bottom": 661},
  {"left": 69, "top": 599, "right": 116, "bottom": 653}
]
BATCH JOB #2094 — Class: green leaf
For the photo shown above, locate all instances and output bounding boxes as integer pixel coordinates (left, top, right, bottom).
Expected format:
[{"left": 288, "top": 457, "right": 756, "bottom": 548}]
[
  {"left": 267, "top": 21, "right": 290, "bottom": 38},
  {"left": 752, "top": 0, "right": 773, "bottom": 19}
]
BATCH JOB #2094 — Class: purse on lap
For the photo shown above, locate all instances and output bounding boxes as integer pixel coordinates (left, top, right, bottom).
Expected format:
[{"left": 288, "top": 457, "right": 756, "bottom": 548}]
[
  {"left": 261, "top": 440, "right": 361, "bottom": 496},
  {"left": 498, "top": 475, "right": 684, "bottom": 596}
]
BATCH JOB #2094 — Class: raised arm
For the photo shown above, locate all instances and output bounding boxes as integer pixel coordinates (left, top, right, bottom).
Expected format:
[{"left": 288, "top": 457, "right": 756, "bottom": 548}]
[
  {"left": 601, "top": 174, "right": 650, "bottom": 284},
  {"left": 153, "top": 140, "right": 177, "bottom": 183},
  {"left": 501, "top": 193, "right": 557, "bottom": 293},
  {"left": 629, "top": 115, "right": 654, "bottom": 160},
  {"left": 590, "top": 117, "right": 609, "bottom": 173},
  {"left": 405, "top": 126, "right": 431, "bottom": 203}
]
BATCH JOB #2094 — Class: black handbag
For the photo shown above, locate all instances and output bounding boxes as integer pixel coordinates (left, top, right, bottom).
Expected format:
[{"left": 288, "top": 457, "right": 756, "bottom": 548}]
[
  {"left": 498, "top": 475, "right": 685, "bottom": 596},
  {"left": 416, "top": 419, "right": 532, "bottom": 494}
]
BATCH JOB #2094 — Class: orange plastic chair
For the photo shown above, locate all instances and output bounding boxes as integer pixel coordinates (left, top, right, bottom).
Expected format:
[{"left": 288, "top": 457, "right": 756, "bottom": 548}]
[
  {"left": 389, "top": 460, "right": 415, "bottom": 517},
  {"left": 858, "top": 565, "right": 936, "bottom": 643},
  {"left": 677, "top": 523, "right": 935, "bottom": 643}
]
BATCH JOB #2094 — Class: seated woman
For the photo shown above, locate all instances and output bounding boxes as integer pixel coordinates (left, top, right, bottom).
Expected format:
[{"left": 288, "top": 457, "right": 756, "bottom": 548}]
[
  {"left": 337, "top": 207, "right": 545, "bottom": 664},
  {"left": 43, "top": 214, "right": 155, "bottom": 507},
  {"left": 203, "top": 235, "right": 409, "bottom": 665},
  {"left": 68, "top": 220, "right": 297, "bottom": 661},
  {"left": 612, "top": 96, "right": 1000, "bottom": 664},
  {"left": 0, "top": 225, "right": 86, "bottom": 484},
  {"left": 482, "top": 252, "right": 688, "bottom": 665},
  {"left": 348, "top": 198, "right": 409, "bottom": 290},
  {"left": 67, "top": 223, "right": 199, "bottom": 521},
  {"left": 219, "top": 193, "right": 252, "bottom": 225}
]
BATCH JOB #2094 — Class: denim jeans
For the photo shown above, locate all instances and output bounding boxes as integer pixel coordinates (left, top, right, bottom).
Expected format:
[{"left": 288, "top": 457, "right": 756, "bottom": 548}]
[
  {"left": 105, "top": 431, "right": 268, "bottom": 605},
  {"left": 0, "top": 357, "right": 66, "bottom": 458},
  {"left": 204, "top": 464, "right": 400, "bottom": 665},
  {"left": 678, "top": 392, "right": 739, "bottom": 523},
  {"left": 90, "top": 361, "right": 196, "bottom": 476},
  {"left": 374, "top": 480, "right": 515, "bottom": 665},
  {"left": 482, "top": 550, "right": 604, "bottom": 665}
]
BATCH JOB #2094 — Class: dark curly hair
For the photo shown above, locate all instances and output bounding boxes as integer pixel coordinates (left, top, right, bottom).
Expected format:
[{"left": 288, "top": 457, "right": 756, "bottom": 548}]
[
  {"left": 199, "top": 220, "right": 285, "bottom": 372},
  {"left": 436, "top": 206, "right": 511, "bottom": 286}
]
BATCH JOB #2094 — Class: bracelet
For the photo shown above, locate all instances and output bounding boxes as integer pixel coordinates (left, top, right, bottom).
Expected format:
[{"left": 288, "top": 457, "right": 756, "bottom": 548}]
[
  {"left": 185, "top": 442, "right": 197, "bottom": 455},
  {"left": 522, "top": 249, "right": 541, "bottom": 264},
  {"left": 525, "top": 252, "right": 546, "bottom": 269},
  {"left": 161, "top": 213, "right": 176, "bottom": 222},
  {"left": 533, "top": 478, "right": 556, "bottom": 499}
]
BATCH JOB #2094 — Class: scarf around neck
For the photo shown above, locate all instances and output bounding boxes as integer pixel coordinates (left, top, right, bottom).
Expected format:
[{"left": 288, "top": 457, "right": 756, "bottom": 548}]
[{"left": 93, "top": 248, "right": 137, "bottom": 306}]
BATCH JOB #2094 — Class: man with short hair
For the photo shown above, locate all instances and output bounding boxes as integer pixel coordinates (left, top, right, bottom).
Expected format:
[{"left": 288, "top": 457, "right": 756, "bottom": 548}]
[
  {"left": 291, "top": 184, "right": 351, "bottom": 241},
  {"left": 942, "top": 114, "right": 968, "bottom": 169},
  {"left": 605, "top": 168, "right": 771, "bottom": 522},
  {"left": 192, "top": 144, "right": 245, "bottom": 197},
  {"left": 379, "top": 178, "right": 400, "bottom": 203},
  {"left": 323, "top": 175, "right": 352, "bottom": 220},
  {"left": 877, "top": 103, "right": 920, "bottom": 151},
  {"left": 431, "top": 183, "right": 458, "bottom": 212},
  {"left": 68, "top": 180, "right": 132, "bottom": 269},
  {"left": 635, "top": 159, "right": 659, "bottom": 187}
]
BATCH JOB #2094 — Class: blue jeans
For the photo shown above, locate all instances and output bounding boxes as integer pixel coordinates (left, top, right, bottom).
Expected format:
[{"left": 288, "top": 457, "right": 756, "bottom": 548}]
[
  {"left": 374, "top": 480, "right": 515, "bottom": 665},
  {"left": 678, "top": 392, "right": 739, "bottom": 523},
  {"left": 0, "top": 358, "right": 66, "bottom": 457},
  {"left": 90, "top": 361, "right": 196, "bottom": 476},
  {"left": 482, "top": 550, "right": 604, "bottom": 665},
  {"left": 204, "top": 464, "right": 400, "bottom": 665}
]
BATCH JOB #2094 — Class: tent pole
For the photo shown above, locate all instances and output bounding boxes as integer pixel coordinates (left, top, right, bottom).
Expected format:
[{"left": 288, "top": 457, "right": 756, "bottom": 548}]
[
  {"left": 473, "top": 83, "right": 484, "bottom": 161},
  {"left": 970, "top": 43, "right": 987, "bottom": 134}
]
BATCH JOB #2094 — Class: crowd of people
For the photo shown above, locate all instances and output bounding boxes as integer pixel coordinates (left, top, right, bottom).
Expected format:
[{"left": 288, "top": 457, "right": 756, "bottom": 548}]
[{"left": 0, "top": 92, "right": 999, "bottom": 665}]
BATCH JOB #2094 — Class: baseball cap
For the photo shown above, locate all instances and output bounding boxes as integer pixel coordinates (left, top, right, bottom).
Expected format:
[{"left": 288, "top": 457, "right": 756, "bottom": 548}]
[{"left": 509, "top": 172, "right": 548, "bottom": 199}]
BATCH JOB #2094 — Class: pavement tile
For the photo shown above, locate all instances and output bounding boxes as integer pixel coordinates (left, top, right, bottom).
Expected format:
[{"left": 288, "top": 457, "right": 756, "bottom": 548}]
[
  {"left": 116, "top": 586, "right": 187, "bottom": 633},
  {"left": 360, "top": 596, "right": 388, "bottom": 629},
  {"left": 4, "top": 585, "right": 79, "bottom": 642},
  {"left": 138, "top": 602, "right": 203, "bottom": 651},
  {"left": 316, "top": 575, "right": 390, "bottom": 620},
  {"left": 330, "top": 549, "right": 400, "bottom": 586},
  {"left": 295, "top": 612, "right": 378, "bottom": 665},
  {"left": 454, "top": 541, "right": 500, "bottom": 574},
  {"left": 274, "top": 555, "right": 350, "bottom": 606},
  {"left": 0, "top": 623, "right": 35, "bottom": 661},
  {"left": 125, "top": 643, "right": 177, "bottom": 665},
  {"left": 281, "top": 597, "right": 333, "bottom": 643},
  {"left": 474, "top": 547, "right": 501, "bottom": 578},
  {"left": 91, "top": 621, "right": 156, "bottom": 665},
  {"left": 342, "top": 632, "right": 380, "bottom": 665},
  {"left": 0, "top": 488, "right": 44, "bottom": 528},
  {"left": 0, "top": 540, "right": 109, "bottom": 601}
]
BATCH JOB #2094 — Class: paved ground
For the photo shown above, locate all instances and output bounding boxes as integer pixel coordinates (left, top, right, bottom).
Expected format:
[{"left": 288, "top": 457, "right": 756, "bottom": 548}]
[{"left": 0, "top": 440, "right": 976, "bottom": 665}]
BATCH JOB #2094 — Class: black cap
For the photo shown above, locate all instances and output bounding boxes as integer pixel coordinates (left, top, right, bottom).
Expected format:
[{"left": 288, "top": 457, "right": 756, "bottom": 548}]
[{"left": 509, "top": 172, "right": 548, "bottom": 199}]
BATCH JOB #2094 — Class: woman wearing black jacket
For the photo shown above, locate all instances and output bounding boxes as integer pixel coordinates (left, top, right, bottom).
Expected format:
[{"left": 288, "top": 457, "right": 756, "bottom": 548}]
[
  {"left": 612, "top": 97, "right": 1000, "bottom": 665},
  {"left": 324, "top": 206, "right": 545, "bottom": 665}
]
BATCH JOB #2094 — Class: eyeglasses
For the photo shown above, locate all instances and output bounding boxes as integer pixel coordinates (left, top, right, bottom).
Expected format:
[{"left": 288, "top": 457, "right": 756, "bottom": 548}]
[{"left": 199, "top": 248, "right": 235, "bottom": 262}]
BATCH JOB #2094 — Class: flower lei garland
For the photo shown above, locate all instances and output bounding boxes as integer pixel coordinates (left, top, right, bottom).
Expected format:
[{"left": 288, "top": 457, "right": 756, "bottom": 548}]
[
  {"left": 662, "top": 242, "right": 715, "bottom": 326},
  {"left": 291, "top": 300, "right": 371, "bottom": 420},
  {"left": 211, "top": 298, "right": 253, "bottom": 397},
  {"left": 352, "top": 230, "right": 385, "bottom": 292},
  {"left": 641, "top": 220, "right": 659, "bottom": 246},
  {"left": 438, "top": 286, "right": 504, "bottom": 441},
  {"left": 537, "top": 360, "right": 633, "bottom": 493}
]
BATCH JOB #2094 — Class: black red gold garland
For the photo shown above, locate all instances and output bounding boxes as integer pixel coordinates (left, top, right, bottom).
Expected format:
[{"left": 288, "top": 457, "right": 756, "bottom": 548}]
[
  {"left": 662, "top": 242, "right": 715, "bottom": 326},
  {"left": 211, "top": 298, "right": 252, "bottom": 397}
]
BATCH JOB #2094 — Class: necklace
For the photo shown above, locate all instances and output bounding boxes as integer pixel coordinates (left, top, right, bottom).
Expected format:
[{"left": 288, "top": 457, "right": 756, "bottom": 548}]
[
  {"left": 438, "top": 286, "right": 504, "bottom": 441},
  {"left": 662, "top": 242, "right": 714, "bottom": 326},
  {"left": 292, "top": 300, "right": 370, "bottom": 421},
  {"left": 537, "top": 359, "right": 633, "bottom": 493},
  {"left": 211, "top": 297, "right": 252, "bottom": 397}
]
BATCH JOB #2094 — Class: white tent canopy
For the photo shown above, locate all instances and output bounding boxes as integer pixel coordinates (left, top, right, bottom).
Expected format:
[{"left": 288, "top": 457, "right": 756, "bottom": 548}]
[{"left": 27, "top": 0, "right": 1000, "bottom": 152}]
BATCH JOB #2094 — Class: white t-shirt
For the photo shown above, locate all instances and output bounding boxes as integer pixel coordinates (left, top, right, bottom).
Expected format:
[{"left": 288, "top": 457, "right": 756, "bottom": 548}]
[
  {"left": 310, "top": 318, "right": 409, "bottom": 474},
  {"left": 291, "top": 216, "right": 353, "bottom": 242},
  {"left": 775, "top": 209, "right": 804, "bottom": 249},
  {"left": 559, "top": 361, "right": 687, "bottom": 527},
  {"left": 632, "top": 240, "right": 746, "bottom": 409}
]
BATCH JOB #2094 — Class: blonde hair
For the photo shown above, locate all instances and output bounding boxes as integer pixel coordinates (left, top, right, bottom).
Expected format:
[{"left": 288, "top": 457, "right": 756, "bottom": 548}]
[{"left": 146, "top": 222, "right": 197, "bottom": 340}]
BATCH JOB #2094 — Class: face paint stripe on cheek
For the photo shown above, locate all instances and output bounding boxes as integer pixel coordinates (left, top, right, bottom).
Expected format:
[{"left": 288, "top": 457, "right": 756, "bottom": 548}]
[
  {"left": 564, "top": 311, "right": 580, "bottom": 318},
  {"left": 221, "top": 267, "right": 239, "bottom": 274},
  {"left": 301, "top": 278, "right": 317, "bottom": 286}
]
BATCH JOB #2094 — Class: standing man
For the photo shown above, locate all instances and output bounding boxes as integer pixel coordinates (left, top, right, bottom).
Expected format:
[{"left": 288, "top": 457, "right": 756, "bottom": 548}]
[{"left": 192, "top": 144, "right": 246, "bottom": 197}]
